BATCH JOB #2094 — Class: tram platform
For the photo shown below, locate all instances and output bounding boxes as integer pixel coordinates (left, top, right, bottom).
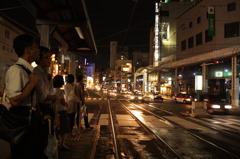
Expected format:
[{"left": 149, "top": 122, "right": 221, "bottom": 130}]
[
  {"left": 0, "top": 124, "right": 98, "bottom": 159},
  {"left": 59, "top": 125, "right": 98, "bottom": 159}
]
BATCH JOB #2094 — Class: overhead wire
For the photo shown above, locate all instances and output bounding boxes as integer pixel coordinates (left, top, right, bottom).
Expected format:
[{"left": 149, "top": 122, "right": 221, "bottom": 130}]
[{"left": 120, "top": 0, "right": 138, "bottom": 48}]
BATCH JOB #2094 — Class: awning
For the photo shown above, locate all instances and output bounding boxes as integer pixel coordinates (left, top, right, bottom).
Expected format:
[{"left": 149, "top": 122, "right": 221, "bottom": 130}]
[{"left": 0, "top": 0, "right": 97, "bottom": 54}]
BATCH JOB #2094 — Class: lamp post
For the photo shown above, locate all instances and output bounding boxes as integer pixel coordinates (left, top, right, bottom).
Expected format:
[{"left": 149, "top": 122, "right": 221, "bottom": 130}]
[{"left": 195, "top": 72, "right": 202, "bottom": 101}]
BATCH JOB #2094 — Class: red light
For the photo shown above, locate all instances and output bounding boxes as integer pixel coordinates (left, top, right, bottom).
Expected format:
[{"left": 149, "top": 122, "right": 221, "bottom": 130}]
[{"left": 214, "top": 60, "right": 219, "bottom": 63}]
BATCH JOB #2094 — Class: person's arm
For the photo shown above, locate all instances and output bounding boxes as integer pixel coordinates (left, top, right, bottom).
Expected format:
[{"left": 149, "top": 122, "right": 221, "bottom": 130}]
[{"left": 10, "top": 72, "right": 39, "bottom": 107}]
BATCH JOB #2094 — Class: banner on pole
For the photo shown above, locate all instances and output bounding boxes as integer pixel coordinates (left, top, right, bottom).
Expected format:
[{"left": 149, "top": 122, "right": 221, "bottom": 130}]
[{"left": 208, "top": 7, "right": 215, "bottom": 36}]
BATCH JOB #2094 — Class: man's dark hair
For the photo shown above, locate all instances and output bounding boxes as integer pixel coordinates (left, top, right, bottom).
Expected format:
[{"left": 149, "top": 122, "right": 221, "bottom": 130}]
[
  {"left": 76, "top": 74, "right": 83, "bottom": 82},
  {"left": 66, "top": 74, "right": 75, "bottom": 84},
  {"left": 53, "top": 75, "right": 64, "bottom": 88},
  {"left": 13, "top": 34, "right": 36, "bottom": 57},
  {"left": 36, "top": 46, "right": 50, "bottom": 64}
]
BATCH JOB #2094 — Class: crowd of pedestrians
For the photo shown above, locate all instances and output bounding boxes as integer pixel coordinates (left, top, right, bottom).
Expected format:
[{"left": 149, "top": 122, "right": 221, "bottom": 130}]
[{"left": 3, "top": 34, "right": 92, "bottom": 159}]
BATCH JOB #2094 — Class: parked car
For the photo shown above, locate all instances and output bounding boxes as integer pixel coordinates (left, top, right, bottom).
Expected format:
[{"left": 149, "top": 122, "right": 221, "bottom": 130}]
[
  {"left": 205, "top": 95, "right": 232, "bottom": 114},
  {"left": 174, "top": 92, "right": 197, "bottom": 103}
]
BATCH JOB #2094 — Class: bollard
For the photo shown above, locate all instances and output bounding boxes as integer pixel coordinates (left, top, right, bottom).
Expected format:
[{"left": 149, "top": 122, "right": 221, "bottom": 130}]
[{"left": 190, "top": 101, "right": 211, "bottom": 118}]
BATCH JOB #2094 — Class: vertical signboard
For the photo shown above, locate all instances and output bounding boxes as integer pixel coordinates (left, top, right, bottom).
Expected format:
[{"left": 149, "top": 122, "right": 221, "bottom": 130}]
[{"left": 208, "top": 7, "right": 215, "bottom": 36}]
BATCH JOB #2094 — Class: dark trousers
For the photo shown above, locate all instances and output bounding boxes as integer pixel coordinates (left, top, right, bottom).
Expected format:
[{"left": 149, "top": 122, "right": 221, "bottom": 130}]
[
  {"left": 68, "top": 112, "right": 76, "bottom": 133},
  {"left": 76, "top": 104, "right": 80, "bottom": 129},
  {"left": 9, "top": 107, "right": 47, "bottom": 159}
]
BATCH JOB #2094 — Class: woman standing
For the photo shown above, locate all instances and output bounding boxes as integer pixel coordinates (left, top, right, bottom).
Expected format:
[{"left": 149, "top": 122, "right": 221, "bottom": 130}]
[
  {"left": 64, "top": 74, "right": 78, "bottom": 135},
  {"left": 53, "top": 75, "right": 70, "bottom": 151}
]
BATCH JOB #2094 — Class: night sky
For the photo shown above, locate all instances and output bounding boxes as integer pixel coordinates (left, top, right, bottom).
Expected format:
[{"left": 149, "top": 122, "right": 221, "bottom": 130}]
[{"left": 86, "top": 0, "right": 156, "bottom": 70}]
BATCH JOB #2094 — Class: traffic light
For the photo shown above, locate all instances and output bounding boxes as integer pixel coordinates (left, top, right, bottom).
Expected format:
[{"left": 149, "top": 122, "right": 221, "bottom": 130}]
[{"left": 213, "top": 60, "right": 223, "bottom": 64}]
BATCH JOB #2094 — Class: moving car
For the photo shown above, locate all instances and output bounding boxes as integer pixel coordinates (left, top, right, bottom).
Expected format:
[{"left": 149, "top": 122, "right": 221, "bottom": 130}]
[
  {"left": 128, "top": 92, "right": 143, "bottom": 101},
  {"left": 142, "top": 92, "right": 164, "bottom": 102},
  {"left": 153, "top": 92, "right": 164, "bottom": 102},
  {"left": 205, "top": 95, "right": 232, "bottom": 114},
  {"left": 174, "top": 92, "right": 197, "bottom": 103}
]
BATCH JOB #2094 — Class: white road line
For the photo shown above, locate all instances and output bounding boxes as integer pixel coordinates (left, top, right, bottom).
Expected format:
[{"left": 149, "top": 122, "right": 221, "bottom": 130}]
[
  {"left": 163, "top": 116, "right": 206, "bottom": 129},
  {"left": 116, "top": 114, "right": 139, "bottom": 127}
]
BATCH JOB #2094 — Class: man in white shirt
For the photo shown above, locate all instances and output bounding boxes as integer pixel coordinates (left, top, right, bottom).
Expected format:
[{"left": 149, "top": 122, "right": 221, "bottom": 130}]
[{"left": 5, "top": 34, "right": 45, "bottom": 159}]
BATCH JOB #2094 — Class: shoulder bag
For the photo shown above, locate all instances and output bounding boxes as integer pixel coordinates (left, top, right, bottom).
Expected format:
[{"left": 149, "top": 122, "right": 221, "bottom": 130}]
[{"left": 0, "top": 64, "right": 33, "bottom": 144}]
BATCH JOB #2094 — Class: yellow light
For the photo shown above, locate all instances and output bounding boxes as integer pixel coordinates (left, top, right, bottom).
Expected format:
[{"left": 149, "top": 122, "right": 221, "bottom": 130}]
[{"left": 51, "top": 54, "right": 55, "bottom": 62}]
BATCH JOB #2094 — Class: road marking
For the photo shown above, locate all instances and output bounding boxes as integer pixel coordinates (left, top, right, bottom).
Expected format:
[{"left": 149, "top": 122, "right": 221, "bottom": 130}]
[
  {"left": 163, "top": 116, "right": 206, "bottom": 129},
  {"left": 140, "top": 115, "right": 172, "bottom": 128},
  {"left": 116, "top": 115, "right": 139, "bottom": 127},
  {"left": 117, "top": 135, "right": 154, "bottom": 140}
]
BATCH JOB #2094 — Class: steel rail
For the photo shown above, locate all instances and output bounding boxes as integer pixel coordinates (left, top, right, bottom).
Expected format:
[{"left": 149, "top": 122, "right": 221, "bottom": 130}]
[
  {"left": 107, "top": 99, "right": 120, "bottom": 159},
  {"left": 146, "top": 102, "right": 240, "bottom": 138},
  {"left": 127, "top": 100, "right": 240, "bottom": 159},
  {"left": 115, "top": 99, "right": 184, "bottom": 159}
]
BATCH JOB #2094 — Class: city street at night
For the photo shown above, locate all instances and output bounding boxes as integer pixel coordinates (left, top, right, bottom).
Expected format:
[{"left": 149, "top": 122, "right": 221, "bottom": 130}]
[{"left": 1, "top": 0, "right": 240, "bottom": 159}]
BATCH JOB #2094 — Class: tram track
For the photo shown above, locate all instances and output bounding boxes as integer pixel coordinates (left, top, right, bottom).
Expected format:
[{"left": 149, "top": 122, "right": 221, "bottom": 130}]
[
  {"left": 119, "top": 99, "right": 240, "bottom": 159},
  {"left": 87, "top": 90, "right": 240, "bottom": 158},
  {"left": 108, "top": 98, "right": 182, "bottom": 159},
  {"left": 146, "top": 102, "right": 240, "bottom": 138}
]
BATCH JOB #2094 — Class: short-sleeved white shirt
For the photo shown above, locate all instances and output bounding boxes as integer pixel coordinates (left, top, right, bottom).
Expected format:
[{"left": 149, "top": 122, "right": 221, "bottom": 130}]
[
  {"left": 64, "top": 83, "right": 77, "bottom": 113},
  {"left": 54, "top": 88, "right": 67, "bottom": 111},
  {"left": 5, "top": 58, "right": 34, "bottom": 107}
]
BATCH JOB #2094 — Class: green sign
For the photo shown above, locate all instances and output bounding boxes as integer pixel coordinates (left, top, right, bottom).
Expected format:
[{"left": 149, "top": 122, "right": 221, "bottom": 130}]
[{"left": 208, "top": 7, "right": 215, "bottom": 36}]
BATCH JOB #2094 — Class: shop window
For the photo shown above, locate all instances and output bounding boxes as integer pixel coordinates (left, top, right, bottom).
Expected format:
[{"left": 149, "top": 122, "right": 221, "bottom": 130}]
[
  {"left": 181, "top": 40, "right": 186, "bottom": 51},
  {"left": 224, "top": 22, "right": 239, "bottom": 38},
  {"left": 228, "top": 2, "right": 236, "bottom": 11},
  {"left": 196, "top": 32, "right": 202, "bottom": 46},
  {"left": 205, "top": 30, "right": 213, "bottom": 42},
  {"left": 188, "top": 36, "right": 194, "bottom": 49}
]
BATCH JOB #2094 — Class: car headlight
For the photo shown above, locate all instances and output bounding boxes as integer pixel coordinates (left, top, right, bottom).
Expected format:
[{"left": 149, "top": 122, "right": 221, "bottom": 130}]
[
  {"left": 186, "top": 98, "right": 191, "bottom": 101},
  {"left": 225, "top": 105, "right": 232, "bottom": 109},
  {"left": 138, "top": 96, "right": 143, "bottom": 100},
  {"left": 212, "top": 105, "right": 220, "bottom": 109},
  {"left": 130, "top": 96, "right": 135, "bottom": 99}
]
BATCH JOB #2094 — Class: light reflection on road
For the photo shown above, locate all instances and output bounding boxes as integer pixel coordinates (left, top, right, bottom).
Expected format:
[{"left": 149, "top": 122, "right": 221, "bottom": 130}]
[{"left": 131, "top": 110, "right": 144, "bottom": 120}]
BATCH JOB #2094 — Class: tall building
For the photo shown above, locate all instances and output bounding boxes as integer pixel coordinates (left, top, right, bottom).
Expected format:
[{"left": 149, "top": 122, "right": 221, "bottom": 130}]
[
  {"left": 132, "top": 51, "right": 149, "bottom": 71},
  {"left": 110, "top": 41, "right": 118, "bottom": 69}
]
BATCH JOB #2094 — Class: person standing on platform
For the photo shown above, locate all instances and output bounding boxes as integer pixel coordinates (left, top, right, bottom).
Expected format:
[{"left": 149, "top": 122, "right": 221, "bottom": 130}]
[
  {"left": 5, "top": 34, "right": 44, "bottom": 159},
  {"left": 53, "top": 75, "right": 70, "bottom": 151},
  {"left": 75, "top": 74, "right": 93, "bottom": 130},
  {"left": 64, "top": 74, "right": 78, "bottom": 135},
  {"left": 33, "top": 46, "right": 59, "bottom": 157}
]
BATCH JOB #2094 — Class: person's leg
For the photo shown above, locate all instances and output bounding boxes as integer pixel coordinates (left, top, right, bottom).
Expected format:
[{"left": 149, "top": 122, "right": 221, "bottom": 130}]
[
  {"left": 69, "top": 113, "right": 76, "bottom": 133},
  {"left": 76, "top": 104, "right": 80, "bottom": 129}
]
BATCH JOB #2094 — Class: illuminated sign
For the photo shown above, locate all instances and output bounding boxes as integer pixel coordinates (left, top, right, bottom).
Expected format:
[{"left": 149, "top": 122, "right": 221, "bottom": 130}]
[{"left": 215, "top": 71, "right": 223, "bottom": 77}]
